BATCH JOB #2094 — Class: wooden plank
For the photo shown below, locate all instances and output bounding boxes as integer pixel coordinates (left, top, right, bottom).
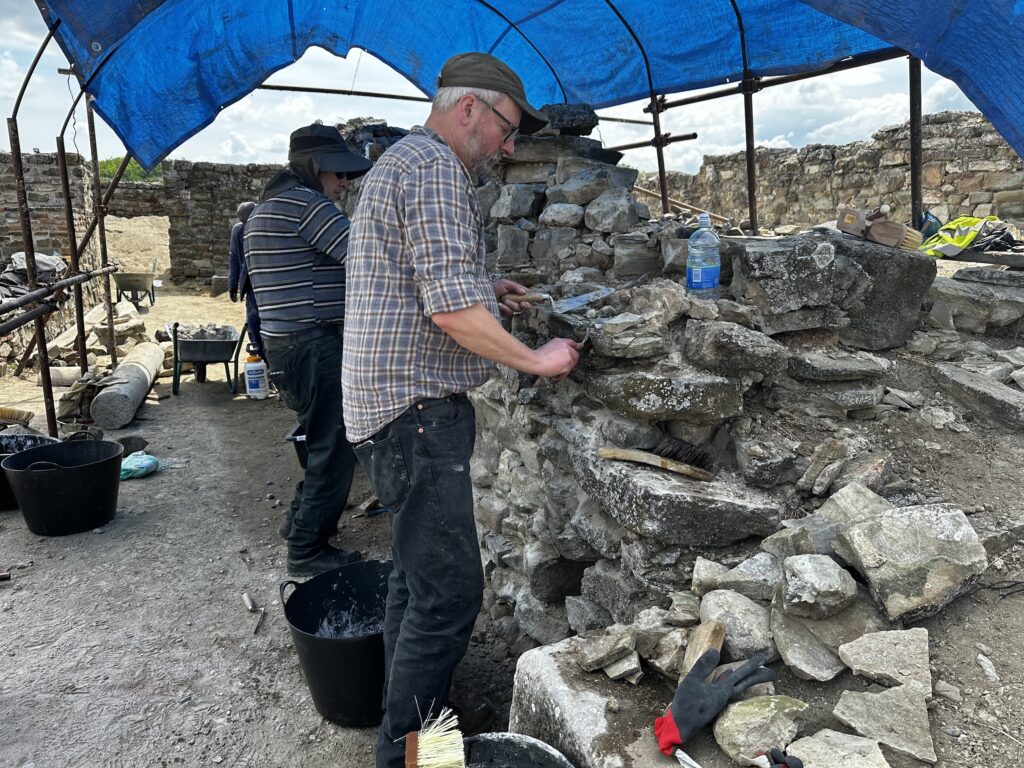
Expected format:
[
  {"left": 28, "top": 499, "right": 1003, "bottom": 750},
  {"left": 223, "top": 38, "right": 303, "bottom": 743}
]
[{"left": 679, "top": 620, "right": 726, "bottom": 681}]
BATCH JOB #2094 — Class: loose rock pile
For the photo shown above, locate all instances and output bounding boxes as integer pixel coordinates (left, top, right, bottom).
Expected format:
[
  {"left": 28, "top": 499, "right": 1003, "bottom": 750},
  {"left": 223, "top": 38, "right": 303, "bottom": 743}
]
[{"left": 466, "top": 129, "right": 1024, "bottom": 765}]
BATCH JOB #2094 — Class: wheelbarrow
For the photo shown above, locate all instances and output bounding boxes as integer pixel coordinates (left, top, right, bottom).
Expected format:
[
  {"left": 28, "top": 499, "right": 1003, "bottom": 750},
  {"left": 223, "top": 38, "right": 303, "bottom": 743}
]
[
  {"left": 113, "top": 258, "right": 158, "bottom": 308},
  {"left": 168, "top": 322, "right": 246, "bottom": 395}
]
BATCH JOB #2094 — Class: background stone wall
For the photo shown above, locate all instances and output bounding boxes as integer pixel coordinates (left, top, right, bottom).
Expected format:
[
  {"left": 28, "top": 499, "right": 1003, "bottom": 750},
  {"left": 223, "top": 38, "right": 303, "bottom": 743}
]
[
  {"left": 0, "top": 151, "right": 102, "bottom": 361},
  {"left": 107, "top": 161, "right": 278, "bottom": 282},
  {"left": 652, "top": 111, "right": 1024, "bottom": 229}
]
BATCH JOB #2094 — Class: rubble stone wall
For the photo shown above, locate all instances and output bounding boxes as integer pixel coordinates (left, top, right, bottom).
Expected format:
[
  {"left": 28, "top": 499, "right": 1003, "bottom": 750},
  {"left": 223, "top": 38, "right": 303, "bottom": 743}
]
[
  {"left": 107, "top": 161, "right": 278, "bottom": 283},
  {"left": 653, "top": 111, "right": 1024, "bottom": 229},
  {"left": 0, "top": 151, "right": 104, "bottom": 364}
]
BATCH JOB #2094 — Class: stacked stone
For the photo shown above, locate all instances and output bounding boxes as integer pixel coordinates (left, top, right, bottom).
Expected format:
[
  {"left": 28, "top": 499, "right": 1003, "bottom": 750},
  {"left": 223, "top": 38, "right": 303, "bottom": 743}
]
[{"left": 654, "top": 111, "right": 1024, "bottom": 231}]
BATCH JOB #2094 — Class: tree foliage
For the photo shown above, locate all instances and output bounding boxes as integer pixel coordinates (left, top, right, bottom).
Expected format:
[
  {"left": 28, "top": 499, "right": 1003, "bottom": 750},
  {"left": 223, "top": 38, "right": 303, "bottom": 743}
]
[{"left": 97, "top": 157, "right": 163, "bottom": 182}]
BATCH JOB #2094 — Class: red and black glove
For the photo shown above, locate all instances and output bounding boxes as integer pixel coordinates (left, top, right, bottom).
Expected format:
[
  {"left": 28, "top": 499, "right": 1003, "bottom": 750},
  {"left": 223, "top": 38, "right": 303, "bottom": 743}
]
[
  {"left": 765, "top": 747, "right": 803, "bottom": 767},
  {"left": 654, "top": 649, "right": 775, "bottom": 756}
]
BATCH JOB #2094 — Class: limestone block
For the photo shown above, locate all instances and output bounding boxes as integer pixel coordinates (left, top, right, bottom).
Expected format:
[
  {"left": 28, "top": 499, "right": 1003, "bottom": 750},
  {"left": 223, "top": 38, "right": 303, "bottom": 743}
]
[
  {"left": 713, "top": 696, "right": 808, "bottom": 765},
  {"left": 538, "top": 203, "right": 585, "bottom": 228},
  {"left": 684, "top": 320, "right": 789, "bottom": 377},
  {"left": 833, "top": 686, "right": 936, "bottom": 763},
  {"left": 836, "top": 503, "right": 988, "bottom": 622},
  {"left": 491, "top": 183, "right": 545, "bottom": 220},
  {"left": 699, "top": 590, "right": 778, "bottom": 662},
  {"left": 585, "top": 366, "right": 743, "bottom": 425},
  {"left": 780, "top": 554, "right": 858, "bottom": 619},
  {"left": 838, "top": 628, "right": 932, "bottom": 696},
  {"left": 572, "top": 449, "right": 780, "bottom": 547},
  {"left": 934, "top": 361, "right": 1024, "bottom": 428},
  {"left": 717, "top": 553, "right": 783, "bottom": 602},
  {"left": 584, "top": 188, "right": 638, "bottom": 233}
]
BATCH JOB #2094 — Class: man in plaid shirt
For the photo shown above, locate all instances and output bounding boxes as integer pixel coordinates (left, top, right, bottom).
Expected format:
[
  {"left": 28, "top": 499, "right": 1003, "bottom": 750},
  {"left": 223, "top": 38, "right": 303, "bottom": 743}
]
[{"left": 343, "top": 53, "right": 581, "bottom": 767}]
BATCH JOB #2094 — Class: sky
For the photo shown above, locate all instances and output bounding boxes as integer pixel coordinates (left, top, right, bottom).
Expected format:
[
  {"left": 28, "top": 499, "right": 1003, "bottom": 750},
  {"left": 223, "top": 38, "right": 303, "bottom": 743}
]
[{"left": 1, "top": 2, "right": 979, "bottom": 174}]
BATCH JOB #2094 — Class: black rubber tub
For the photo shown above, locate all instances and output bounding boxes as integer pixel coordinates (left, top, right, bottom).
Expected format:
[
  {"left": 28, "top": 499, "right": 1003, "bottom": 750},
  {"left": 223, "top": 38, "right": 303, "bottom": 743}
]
[
  {"left": 0, "top": 434, "right": 59, "bottom": 511},
  {"left": 1, "top": 440, "right": 123, "bottom": 535},
  {"left": 280, "top": 559, "right": 391, "bottom": 726},
  {"left": 464, "top": 732, "right": 576, "bottom": 767}
]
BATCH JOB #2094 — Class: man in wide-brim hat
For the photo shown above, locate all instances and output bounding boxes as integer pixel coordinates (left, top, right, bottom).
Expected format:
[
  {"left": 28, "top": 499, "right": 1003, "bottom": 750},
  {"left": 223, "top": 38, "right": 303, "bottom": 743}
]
[{"left": 244, "top": 123, "right": 372, "bottom": 577}]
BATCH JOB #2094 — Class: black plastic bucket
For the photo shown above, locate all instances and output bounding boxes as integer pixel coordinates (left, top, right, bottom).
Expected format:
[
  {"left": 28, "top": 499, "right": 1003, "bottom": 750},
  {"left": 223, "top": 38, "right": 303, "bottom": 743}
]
[
  {"left": 280, "top": 559, "right": 391, "bottom": 726},
  {"left": 464, "top": 733, "right": 576, "bottom": 767},
  {"left": 1, "top": 440, "right": 123, "bottom": 535},
  {"left": 0, "top": 434, "right": 59, "bottom": 511}
]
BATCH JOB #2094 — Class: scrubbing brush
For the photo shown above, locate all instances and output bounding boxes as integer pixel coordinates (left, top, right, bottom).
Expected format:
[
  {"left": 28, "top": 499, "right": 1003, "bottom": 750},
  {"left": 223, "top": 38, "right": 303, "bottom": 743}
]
[
  {"left": 405, "top": 707, "right": 465, "bottom": 768},
  {"left": 0, "top": 406, "right": 34, "bottom": 427},
  {"left": 597, "top": 434, "right": 716, "bottom": 482}
]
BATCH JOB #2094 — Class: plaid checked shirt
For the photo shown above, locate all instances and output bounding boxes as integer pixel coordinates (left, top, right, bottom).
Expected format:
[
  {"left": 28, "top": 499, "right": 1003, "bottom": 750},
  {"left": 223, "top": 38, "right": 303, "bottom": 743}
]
[{"left": 342, "top": 126, "right": 502, "bottom": 442}]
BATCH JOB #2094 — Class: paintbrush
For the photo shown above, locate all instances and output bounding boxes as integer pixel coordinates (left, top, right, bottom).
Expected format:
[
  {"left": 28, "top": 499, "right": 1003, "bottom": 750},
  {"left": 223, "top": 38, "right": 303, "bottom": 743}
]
[{"left": 405, "top": 707, "right": 465, "bottom": 768}]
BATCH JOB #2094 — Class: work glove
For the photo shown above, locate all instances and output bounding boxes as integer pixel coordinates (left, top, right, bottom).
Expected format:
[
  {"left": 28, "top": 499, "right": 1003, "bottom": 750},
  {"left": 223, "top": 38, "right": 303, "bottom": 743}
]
[
  {"left": 764, "top": 747, "right": 803, "bottom": 768},
  {"left": 229, "top": 289, "right": 238, "bottom": 302},
  {"left": 654, "top": 649, "right": 776, "bottom": 756}
]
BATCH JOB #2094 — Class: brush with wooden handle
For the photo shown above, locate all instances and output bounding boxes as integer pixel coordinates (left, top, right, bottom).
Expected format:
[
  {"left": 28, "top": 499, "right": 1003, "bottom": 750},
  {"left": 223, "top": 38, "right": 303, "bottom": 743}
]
[{"left": 405, "top": 707, "right": 465, "bottom": 768}]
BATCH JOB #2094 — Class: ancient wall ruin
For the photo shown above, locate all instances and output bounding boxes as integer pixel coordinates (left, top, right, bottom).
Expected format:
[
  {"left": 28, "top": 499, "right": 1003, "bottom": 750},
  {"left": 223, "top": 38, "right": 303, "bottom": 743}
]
[
  {"left": 656, "top": 111, "right": 1024, "bottom": 229},
  {"left": 0, "top": 151, "right": 103, "bottom": 364}
]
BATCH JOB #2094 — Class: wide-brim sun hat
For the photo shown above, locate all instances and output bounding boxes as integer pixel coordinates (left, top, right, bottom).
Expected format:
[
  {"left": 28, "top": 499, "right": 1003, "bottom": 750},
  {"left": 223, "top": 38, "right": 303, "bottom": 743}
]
[{"left": 289, "top": 124, "right": 373, "bottom": 179}]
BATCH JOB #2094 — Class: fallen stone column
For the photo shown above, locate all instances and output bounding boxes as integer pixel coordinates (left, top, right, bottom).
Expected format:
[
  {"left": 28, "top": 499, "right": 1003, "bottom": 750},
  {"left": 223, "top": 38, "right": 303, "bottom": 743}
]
[{"left": 89, "top": 342, "right": 164, "bottom": 429}]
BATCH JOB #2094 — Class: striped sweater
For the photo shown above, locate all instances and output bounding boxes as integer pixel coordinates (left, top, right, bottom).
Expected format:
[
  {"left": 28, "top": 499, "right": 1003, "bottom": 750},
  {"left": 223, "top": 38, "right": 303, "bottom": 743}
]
[{"left": 242, "top": 186, "right": 350, "bottom": 338}]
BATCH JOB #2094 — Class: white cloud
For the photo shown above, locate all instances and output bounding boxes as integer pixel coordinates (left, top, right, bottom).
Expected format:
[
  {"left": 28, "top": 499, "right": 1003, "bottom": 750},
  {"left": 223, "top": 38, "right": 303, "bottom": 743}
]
[
  {"left": 924, "top": 78, "right": 976, "bottom": 113},
  {"left": 0, "top": 51, "right": 23, "bottom": 100}
]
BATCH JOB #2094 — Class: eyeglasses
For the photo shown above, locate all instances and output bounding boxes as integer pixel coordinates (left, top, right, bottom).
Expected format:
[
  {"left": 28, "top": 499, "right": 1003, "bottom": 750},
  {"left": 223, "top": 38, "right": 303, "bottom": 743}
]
[{"left": 477, "top": 97, "right": 520, "bottom": 144}]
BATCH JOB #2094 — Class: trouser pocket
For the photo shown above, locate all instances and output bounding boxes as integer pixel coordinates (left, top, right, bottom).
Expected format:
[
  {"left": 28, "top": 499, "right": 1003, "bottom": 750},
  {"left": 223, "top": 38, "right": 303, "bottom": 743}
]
[{"left": 354, "top": 435, "right": 411, "bottom": 509}]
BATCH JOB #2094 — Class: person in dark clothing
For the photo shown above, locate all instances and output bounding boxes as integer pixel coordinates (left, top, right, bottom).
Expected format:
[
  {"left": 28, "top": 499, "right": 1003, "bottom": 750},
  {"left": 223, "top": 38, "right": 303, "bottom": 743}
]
[
  {"left": 228, "top": 201, "right": 264, "bottom": 360},
  {"left": 244, "top": 123, "right": 372, "bottom": 577}
]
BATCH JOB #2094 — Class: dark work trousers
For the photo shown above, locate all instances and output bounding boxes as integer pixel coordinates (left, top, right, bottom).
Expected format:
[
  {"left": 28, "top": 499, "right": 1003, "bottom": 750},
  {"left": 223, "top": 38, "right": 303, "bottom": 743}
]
[
  {"left": 353, "top": 394, "right": 483, "bottom": 768},
  {"left": 243, "top": 287, "right": 266, "bottom": 361},
  {"left": 265, "top": 333, "right": 355, "bottom": 560}
]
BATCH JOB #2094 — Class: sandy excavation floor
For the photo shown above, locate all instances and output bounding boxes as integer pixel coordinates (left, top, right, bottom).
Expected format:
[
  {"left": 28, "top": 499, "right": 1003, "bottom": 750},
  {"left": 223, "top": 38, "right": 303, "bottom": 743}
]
[{"left": 1, "top": 233, "right": 1023, "bottom": 766}]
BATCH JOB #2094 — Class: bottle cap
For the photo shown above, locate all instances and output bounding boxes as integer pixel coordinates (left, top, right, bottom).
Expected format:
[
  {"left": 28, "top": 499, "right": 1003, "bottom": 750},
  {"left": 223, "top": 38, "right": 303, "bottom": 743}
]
[{"left": 697, "top": 212, "right": 711, "bottom": 228}]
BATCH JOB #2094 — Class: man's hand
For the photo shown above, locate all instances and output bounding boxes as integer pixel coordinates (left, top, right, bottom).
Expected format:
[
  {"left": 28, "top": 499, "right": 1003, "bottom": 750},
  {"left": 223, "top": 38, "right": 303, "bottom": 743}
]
[
  {"left": 493, "top": 278, "right": 532, "bottom": 317},
  {"left": 654, "top": 650, "right": 775, "bottom": 756},
  {"left": 229, "top": 289, "right": 238, "bottom": 303},
  {"left": 530, "top": 338, "right": 582, "bottom": 380}
]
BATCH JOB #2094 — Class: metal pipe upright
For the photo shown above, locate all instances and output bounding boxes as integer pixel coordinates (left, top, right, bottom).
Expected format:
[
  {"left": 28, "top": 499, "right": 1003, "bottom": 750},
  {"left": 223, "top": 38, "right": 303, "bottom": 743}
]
[
  {"left": 86, "top": 98, "right": 118, "bottom": 368},
  {"left": 650, "top": 100, "right": 671, "bottom": 214},
  {"left": 743, "top": 84, "right": 759, "bottom": 234},
  {"left": 6, "top": 119, "right": 58, "bottom": 436},
  {"left": 56, "top": 137, "right": 89, "bottom": 374},
  {"left": 909, "top": 56, "right": 923, "bottom": 228}
]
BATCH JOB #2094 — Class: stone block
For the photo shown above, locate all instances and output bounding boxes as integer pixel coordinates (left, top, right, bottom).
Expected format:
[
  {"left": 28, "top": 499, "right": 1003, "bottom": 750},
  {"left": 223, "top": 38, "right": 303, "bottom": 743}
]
[
  {"left": 572, "top": 448, "right": 780, "bottom": 547},
  {"left": 780, "top": 554, "right": 858, "bottom": 619},
  {"left": 585, "top": 365, "right": 743, "bottom": 425},
  {"left": 612, "top": 234, "right": 660, "bottom": 278},
  {"left": 731, "top": 234, "right": 836, "bottom": 315},
  {"left": 209, "top": 275, "right": 229, "bottom": 296},
  {"left": 540, "top": 104, "right": 600, "bottom": 136},
  {"left": 530, "top": 226, "right": 576, "bottom": 271},
  {"left": 556, "top": 156, "right": 637, "bottom": 187},
  {"left": 787, "top": 350, "right": 891, "bottom": 382},
  {"left": 837, "top": 503, "right": 988, "bottom": 622},
  {"left": 714, "top": 696, "right": 808, "bottom": 765},
  {"left": 833, "top": 686, "right": 936, "bottom": 763},
  {"left": 565, "top": 595, "right": 613, "bottom": 634},
  {"left": 717, "top": 553, "right": 783, "bottom": 601},
  {"left": 547, "top": 167, "right": 618, "bottom": 206},
  {"left": 495, "top": 224, "right": 530, "bottom": 270},
  {"left": 684, "top": 320, "right": 789, "bottom": 377},
  {"left": 928, "top": 276, "right": 1024, "bottom": 333},
  {"left": 584, "top": 188, "right": 638, "bottom": 233},
  {"left": 504, "top": 162, "right": 556, "bottom": 184},
  {"left": 511, "top": 135, "right": 622, "bottom": 165},
  {"left": 838, "top": 628, "right": 932, "bottom": 696},
  {"left": 934, "top": 361, "right": 1024, "bottom": 428},
  {"left": 538, "top": 203, "right": 585, "bottom": 228},
  {"left": 491, "top": 183, "right": 545, "bottom": 220},
  {"left": 699, "top": 590, "right": 778, "bottom": 662}
]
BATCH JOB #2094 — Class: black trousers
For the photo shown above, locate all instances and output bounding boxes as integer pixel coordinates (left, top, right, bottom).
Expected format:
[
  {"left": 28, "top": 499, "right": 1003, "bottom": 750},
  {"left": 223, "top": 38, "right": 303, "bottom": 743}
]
[
  {"left": 354, "top": 395, "right": 483, "bottom": 768},
  {"left": 265, "top": 332, "right": 355, "bottom": 559}
]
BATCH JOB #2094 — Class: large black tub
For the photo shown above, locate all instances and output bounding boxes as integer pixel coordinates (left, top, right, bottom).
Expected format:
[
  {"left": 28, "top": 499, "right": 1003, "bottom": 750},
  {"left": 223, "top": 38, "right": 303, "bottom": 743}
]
[
  {"left": 0, "top": 434, "right": 59, "bottom": 511},
  {"left": 1, "top": 440, "right": 123, "bottom": 535},
  {"left": 464, "top": 732, "right": 576, "bottom": 767},
  {"left": 280, "top": 559, "right": 391, "bottom": 727}
]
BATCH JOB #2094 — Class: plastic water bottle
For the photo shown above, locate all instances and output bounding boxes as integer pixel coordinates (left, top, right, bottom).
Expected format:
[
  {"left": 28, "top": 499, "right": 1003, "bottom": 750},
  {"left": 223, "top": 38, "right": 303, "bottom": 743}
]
[
  {"left": 686, "top": 212, "right": 721, "bottom": 300},
  {"left": 245, "top": 355, "right": 269, "bottom": 399}
]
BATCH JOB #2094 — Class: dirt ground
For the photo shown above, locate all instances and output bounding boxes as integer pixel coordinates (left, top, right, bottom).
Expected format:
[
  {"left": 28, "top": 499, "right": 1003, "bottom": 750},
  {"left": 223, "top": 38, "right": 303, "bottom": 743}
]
[{"left": 1, "top": 244, "right": 1022, "bottom": 767}]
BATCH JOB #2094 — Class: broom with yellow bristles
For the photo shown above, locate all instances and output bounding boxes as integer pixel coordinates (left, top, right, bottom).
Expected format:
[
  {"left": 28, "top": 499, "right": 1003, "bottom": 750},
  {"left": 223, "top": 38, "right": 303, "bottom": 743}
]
[{"left": 404, "top": 707, "right": 465, "bottom": 768}]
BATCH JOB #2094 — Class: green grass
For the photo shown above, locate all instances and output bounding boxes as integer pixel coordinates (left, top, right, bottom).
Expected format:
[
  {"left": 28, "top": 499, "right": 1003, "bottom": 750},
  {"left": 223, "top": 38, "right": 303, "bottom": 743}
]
[{"left": 97, "top": 157, "right": 163, "bottom": 182}]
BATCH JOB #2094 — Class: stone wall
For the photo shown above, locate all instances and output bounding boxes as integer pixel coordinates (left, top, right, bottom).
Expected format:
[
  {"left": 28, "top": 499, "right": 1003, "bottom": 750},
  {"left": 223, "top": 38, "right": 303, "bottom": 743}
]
[
  {"left": 0, "top": 151, "right": 104, "bottom": 363},
  {"left": 650, "top": 111, "right": 1024, "bottom": 230},
  {"left": 107, "top": 161, "right": 278, "bottom": 282}
]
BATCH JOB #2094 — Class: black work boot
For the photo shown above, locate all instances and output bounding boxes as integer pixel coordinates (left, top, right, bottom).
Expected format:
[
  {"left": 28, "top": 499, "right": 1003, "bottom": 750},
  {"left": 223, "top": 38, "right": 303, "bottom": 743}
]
[{"left": 287, "top": 544, "right": 362, "bottom": 577}]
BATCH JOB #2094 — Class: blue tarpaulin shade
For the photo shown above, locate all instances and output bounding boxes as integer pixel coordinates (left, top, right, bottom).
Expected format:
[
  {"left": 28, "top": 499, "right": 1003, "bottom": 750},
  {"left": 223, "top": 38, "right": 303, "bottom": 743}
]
[{"left": 27, "top": 1, "right": 1023, "bottom": 169}]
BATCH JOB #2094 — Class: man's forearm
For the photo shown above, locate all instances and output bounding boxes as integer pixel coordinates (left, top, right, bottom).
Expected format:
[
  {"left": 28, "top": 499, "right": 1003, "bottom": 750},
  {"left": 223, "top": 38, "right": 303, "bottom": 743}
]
[{"left": 431, "top": 304, "right": 538, "bottom": 372}]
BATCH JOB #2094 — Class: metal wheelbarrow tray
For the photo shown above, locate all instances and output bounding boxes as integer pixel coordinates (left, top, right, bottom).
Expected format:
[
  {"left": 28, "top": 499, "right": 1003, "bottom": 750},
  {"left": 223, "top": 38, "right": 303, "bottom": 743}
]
[
  {"left": 113, "top": 271, "right": 157, "bottom": 307},
  {"left": 168, "top": 322, "right": 245, "bottom": 395}
]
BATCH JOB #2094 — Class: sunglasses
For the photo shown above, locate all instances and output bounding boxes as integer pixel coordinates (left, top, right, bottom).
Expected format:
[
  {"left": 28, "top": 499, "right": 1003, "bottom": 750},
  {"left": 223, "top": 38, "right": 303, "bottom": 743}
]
[
  {"left": 477, "top": 97, "right": 520, "bottom": 144},
  {"left": 334, "top": 172, "right": 347, "bottom": 180}
]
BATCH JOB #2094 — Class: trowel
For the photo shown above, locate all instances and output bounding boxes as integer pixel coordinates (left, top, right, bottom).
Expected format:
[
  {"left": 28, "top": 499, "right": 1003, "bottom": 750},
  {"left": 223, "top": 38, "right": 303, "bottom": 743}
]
[{"left": 509, "top": 286, "right": 615, "bottom": 314}]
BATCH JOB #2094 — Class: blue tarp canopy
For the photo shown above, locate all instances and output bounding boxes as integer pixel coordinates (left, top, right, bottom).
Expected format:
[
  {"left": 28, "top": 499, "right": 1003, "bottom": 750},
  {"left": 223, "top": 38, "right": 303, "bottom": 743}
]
[{"left": 29, "top": 1, "right": 1022, "bottom": 170}]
